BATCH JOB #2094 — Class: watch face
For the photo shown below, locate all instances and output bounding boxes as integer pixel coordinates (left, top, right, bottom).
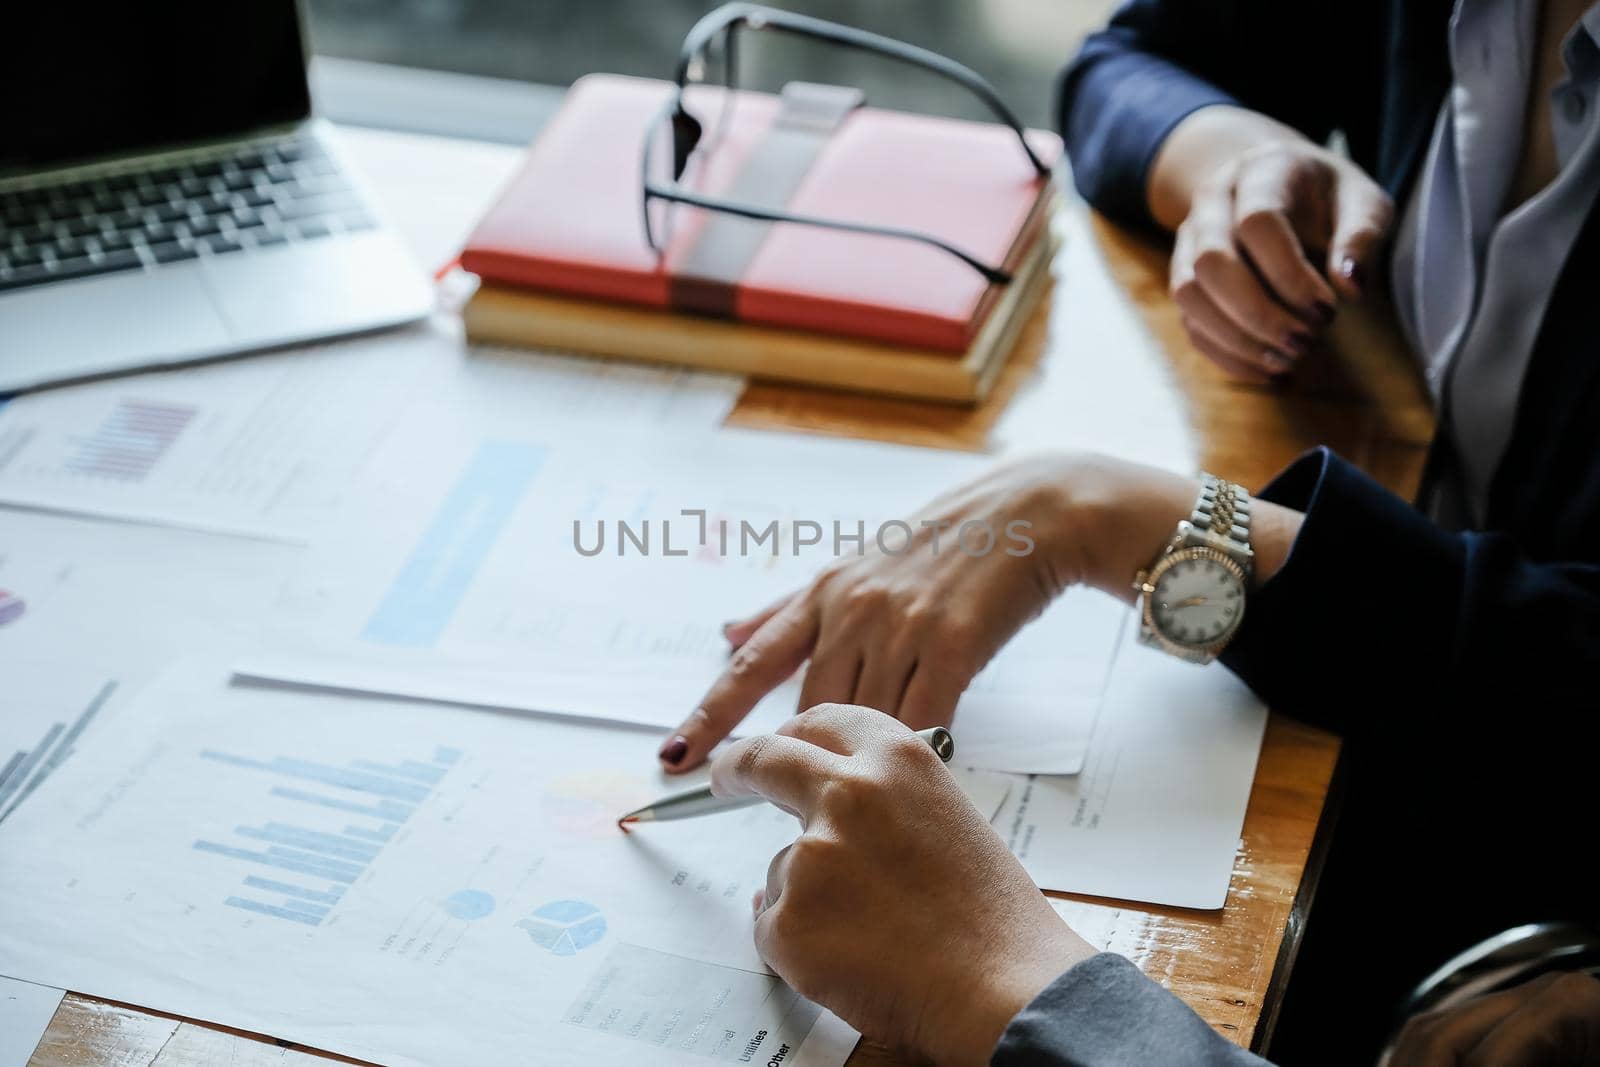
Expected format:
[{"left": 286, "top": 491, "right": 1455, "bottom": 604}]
[{"left": 1150, "top": 552, "right": 1245, "bottom": 648}]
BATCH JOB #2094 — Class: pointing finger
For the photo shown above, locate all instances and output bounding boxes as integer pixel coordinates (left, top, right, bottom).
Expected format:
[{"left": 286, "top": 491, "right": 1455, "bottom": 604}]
[
  {"left": 663, "top": 597, "right": 818, "bottom": 773},
  {"left": 723, "top": 591, "right": 797, "bottom": 650}
]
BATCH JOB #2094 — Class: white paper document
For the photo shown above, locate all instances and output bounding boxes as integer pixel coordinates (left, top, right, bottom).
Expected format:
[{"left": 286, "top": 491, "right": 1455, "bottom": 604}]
[
  {"left": 0, "top": 320, "right": 742, "bottom": 543},
  {"left": 995, "top": 633, "right": 1267, "bottom": 909},
  {"left": 0, "top": 332, "right": 439, "bottom": 541},
  {"left": 0, "top": 506, "right": 299, "bottom": 702},
  {"left": 243, "top": 426, "right": 1128, "bottom": 774},
  {"left": 412, "top": 329, "right": 745, "bottom": 439},
  {"left": 0, "top": 666, "right": 856, "bottom": 1067},
  {"left": 0, "top": 975, "right": 65, "bottom": 1067},
  {"left": 0, "top": 516, "right": 83, "bottom": 640}
]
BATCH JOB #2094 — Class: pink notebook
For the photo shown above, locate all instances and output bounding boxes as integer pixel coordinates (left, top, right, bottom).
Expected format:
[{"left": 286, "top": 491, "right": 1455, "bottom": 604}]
[{"left": 461, "top": 74, "right": 1060, "bottom": 352}]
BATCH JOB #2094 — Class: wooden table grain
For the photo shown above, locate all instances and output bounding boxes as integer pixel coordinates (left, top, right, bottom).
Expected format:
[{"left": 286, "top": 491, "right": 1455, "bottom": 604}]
[{"left": 23, "top": 130, "right": 1435, "bottom": 1067}]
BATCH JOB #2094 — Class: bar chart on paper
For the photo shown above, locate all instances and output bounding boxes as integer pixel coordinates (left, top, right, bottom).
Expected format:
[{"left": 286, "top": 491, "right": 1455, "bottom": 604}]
[
  {"left": 0, "top": 668, "right": 861, "bottom": 1067},
  {"left": 62, "top": 399, "right": 197, "bottom": 482},
  {"left": 0, "top": 669, "right": 118, "bottom": 825},
  {"left": 0, "top": 337, "right": 436, "bottom": 539},
  {"left": 192, "top": 744, "right": 463, "bottom": 927}
]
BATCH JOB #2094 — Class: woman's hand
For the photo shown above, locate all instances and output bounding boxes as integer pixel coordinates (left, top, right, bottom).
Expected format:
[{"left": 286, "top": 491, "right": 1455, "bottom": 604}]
[
  {"left": 1151, "top": 107, "right": 1394, "bottom": 382},
  {"left": 658, "top": 453, "right": 1201, "bottom": 772},
  {"left": 1389, "top": 971, "right": 1600, "bottom": 1066},
  {"left": 711, "top": 704, "right": 1097, "bottom": 1066}
]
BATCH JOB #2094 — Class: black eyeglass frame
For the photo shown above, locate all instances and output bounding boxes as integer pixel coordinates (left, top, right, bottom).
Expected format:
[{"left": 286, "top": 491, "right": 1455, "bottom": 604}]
[{"left": 639, "top": 3, "right": 1053, "bottom": 286}]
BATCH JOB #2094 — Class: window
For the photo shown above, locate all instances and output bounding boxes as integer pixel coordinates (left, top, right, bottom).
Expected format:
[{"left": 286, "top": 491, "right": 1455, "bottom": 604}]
[{"left": 304, "top": 0, "right": 1116, "bottom": 133}]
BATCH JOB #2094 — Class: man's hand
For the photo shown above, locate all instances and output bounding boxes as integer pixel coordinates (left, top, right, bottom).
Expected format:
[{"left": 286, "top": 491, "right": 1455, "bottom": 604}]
[
  {"left": 710, "top": 704, "right": 1097, "bottom": 1066},
  {"left": 1390, "top": 972, "right": 1600, "bottom": 1066}
]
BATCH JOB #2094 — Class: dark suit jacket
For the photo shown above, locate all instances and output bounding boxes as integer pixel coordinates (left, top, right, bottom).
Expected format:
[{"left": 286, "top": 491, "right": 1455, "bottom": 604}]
[{"left": 1057, "top": 2, "right": 1600, "bottom": 1062}]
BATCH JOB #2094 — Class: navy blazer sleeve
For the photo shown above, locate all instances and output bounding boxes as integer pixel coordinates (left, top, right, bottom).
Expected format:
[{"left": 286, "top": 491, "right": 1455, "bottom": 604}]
[
  {"left": 1058, "top": 0, "right": 1385, "bottom": 231},
  {"left": 1221, "top": 449, "right": 1600, "bottom": 738}
]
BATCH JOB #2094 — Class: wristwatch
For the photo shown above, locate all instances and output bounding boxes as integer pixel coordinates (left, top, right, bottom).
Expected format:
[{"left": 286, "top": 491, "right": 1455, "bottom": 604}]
[{"left": 1132, "top": 474, "right": 1254, "bottom": 664}]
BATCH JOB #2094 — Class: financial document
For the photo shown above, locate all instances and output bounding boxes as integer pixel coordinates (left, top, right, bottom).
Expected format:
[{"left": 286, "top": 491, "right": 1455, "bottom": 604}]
[
  {"left": 995, "top": 635, "right": 1268, "bottom": 909},
  {"left": 0, "top": 507, "right": 296, "bottom": 698},
  {"left": 0, "top": 664, "right": 109, "bottom": 1064},
  {"left": 0, "top": 666, "right": 857, "bottom": 1067},
  {"left": 243, "top": 425, "right": 1128, "bottom": 774},
  {"left": 0, "top": 319, "right": 742, "bottom": 542},
  {"left": 0, "top": 332, "right": 437, "bottom": 541}
]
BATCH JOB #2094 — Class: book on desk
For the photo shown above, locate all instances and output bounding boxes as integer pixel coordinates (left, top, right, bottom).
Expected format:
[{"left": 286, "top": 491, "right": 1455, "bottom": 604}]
[{"left": 458, "top": 74, "right": 1062, "bottom": 404}]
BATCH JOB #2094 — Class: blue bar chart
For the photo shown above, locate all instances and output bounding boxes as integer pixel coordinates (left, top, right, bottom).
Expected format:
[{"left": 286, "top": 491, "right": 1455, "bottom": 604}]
[
  {"left": 193, "top": 745, "right": 462, "bottom": 926},
  {"left": 0, "top": 681, "right": 118, "bottom": 824},
  {"left": 62, "top": 398, "right": 197, "bottom": 482}
]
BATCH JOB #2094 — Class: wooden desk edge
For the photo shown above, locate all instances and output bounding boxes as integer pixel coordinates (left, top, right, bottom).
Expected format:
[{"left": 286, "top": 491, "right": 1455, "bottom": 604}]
[{"left": 1251, "top": 739, "right": 1346, "bottom": 1053}]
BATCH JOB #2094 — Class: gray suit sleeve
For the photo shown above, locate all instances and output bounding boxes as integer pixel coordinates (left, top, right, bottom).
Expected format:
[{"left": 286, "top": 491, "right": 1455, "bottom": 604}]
[{"left": 991, "top": 953, "right": 1273, "bottom": 1066}]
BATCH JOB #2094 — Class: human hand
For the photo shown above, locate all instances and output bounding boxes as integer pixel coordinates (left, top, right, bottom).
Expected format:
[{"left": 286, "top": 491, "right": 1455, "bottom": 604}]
[
  {"left": 1389, "top": 971, "right": 1600, "bottom": 1067},
  {"left": 1170, "top": 139, "right": 1393, "bottom": 382},
  {"left": 711, "top": 704, "right": 1096, "bottom": 1066},
  {"left": 657, "top": 453, "right": 1199, "bottom": 772}
]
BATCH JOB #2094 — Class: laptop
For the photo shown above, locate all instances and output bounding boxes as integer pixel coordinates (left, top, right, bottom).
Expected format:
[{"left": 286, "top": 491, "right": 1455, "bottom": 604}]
[{"left": 0, "top": 2, "right": 433, "bottom": 395}]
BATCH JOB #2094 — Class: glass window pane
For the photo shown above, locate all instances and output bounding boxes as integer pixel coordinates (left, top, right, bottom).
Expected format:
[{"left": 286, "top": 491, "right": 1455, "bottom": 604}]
[{"left": 304, "top": 1, "right": 1118, "bottom": 129}]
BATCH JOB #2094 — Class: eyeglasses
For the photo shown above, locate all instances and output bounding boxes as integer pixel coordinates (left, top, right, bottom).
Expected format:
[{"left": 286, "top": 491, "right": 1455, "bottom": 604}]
[{"left": 640, "top": 3, "right": 1052, "bottom": 286}]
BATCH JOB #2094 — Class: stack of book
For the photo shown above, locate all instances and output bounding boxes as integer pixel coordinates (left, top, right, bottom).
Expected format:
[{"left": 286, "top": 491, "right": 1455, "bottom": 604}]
[{"left": 459, "top": 74, "right": 1061, "bottom": 404}]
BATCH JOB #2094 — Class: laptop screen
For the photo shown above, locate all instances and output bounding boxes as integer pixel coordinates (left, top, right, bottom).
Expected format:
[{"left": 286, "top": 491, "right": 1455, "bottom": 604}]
[{"left": 4, "top": 2, "right": 312, "bottom": 172}]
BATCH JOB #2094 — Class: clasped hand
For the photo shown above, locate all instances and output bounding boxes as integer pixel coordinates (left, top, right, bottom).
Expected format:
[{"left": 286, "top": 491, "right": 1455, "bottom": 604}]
[{"left": 1169, "top": 136, "right": 1393, "bottom": 381}]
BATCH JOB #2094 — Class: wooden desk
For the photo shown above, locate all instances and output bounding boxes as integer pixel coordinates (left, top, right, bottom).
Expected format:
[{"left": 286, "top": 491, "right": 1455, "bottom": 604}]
[{"left": 26, "top": 128, "right": 1435, "bottom": 1067}]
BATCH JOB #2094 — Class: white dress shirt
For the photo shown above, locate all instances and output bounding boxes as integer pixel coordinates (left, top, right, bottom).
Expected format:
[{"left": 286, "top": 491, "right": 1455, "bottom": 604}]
[{"left": 1390, "top": 0, "right": 1600, "bottom": 525}]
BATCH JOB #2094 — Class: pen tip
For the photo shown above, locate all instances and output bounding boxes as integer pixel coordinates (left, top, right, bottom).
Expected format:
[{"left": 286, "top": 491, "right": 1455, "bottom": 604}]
[{"left": 617, "top": 816, "right": 637, "bottom": 833}]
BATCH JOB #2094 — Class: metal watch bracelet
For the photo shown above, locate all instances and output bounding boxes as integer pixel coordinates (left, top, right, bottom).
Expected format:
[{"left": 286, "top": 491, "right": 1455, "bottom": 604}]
[{"left": 1191, "top": 473, "right": 1252, "bottom": 560}]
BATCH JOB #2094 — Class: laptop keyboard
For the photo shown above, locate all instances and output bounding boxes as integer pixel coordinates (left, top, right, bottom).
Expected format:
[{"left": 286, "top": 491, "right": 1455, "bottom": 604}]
[{"left": 0, "top": 132, "right": 378, "bottom": 293}]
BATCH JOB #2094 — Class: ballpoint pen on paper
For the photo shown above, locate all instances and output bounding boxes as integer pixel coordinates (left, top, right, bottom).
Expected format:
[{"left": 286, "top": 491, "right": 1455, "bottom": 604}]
[{"left": 616, "top": 726, "right": 955, "bottom": 828}]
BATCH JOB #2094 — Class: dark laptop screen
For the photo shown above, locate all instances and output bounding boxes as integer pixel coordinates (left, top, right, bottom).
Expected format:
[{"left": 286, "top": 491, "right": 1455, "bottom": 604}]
[{"left": 3, "top": 3, "right": 312, "bottom": 171}]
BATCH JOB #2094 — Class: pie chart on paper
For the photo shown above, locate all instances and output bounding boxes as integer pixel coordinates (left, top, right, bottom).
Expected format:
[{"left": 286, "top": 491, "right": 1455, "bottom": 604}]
[
  {"left": 441, "top": 889, "right": 496, "bottom": 921},
  {"left": 517, "top": 900, "right": 607, "bottom": 956}
]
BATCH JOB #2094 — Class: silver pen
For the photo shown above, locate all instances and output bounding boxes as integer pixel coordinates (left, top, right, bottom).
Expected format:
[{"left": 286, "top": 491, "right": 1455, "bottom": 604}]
[{"left": 617, "top": 726, "right": 955, "bottom": 827}]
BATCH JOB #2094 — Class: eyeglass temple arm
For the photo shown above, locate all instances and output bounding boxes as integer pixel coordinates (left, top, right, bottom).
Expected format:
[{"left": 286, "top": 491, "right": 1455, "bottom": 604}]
[
  {"left": 644, "top": 181, "right": 1013, "bottom": 284},
  {"left": 675, "top": 3, "right": 1052, "bottom": 178}
]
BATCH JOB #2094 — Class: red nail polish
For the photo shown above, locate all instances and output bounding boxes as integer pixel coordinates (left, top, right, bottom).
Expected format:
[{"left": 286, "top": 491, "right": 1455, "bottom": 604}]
[{"left": 659, "top": 735, "right": 689, "bottom": 766}]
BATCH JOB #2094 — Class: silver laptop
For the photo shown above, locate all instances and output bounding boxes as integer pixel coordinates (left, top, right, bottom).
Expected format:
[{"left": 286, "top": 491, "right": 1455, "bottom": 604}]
[{"left": 0, "top": 2, "right": 432, "bottom": 395}]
